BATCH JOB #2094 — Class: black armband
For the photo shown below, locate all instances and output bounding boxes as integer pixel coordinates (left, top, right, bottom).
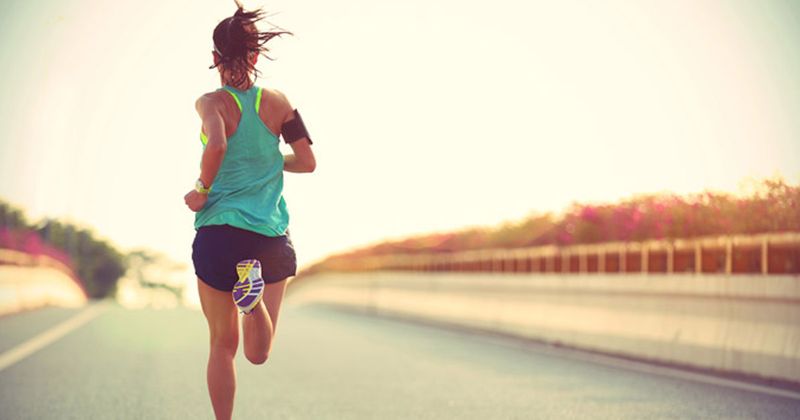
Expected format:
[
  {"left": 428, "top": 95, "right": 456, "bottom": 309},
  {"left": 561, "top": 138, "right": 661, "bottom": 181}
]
[{"left": 281, "top": 109, "right": 313, "bottom": 144}]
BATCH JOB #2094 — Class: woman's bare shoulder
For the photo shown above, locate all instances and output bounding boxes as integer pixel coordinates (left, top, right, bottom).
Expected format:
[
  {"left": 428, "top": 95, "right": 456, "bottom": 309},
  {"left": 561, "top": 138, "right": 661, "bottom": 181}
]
[
  {"left": 263, "top": 87, "right": 289, "bottom": 103},
  {"left": 195, "top": 90, "right": 228, "bottom": 112},
  {"left": 262, "top": 87, "right": 294, "bottom": 120}
]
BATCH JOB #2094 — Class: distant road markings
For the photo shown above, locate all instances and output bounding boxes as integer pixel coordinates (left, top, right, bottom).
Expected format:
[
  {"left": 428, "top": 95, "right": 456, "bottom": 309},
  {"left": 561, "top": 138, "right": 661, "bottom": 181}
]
[{"left": 0, "top": 303, "right": 108, "bottom": 373}]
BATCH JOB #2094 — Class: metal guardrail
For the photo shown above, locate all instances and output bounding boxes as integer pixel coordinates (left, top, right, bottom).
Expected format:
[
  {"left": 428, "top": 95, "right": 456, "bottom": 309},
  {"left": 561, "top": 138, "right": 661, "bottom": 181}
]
[{"left": 348, "top": 232, "right": 800, "bottom": 275}]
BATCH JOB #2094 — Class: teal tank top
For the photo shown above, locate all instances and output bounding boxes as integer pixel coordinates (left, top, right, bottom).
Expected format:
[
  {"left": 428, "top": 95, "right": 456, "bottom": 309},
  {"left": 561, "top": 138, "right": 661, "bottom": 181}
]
[{"left": 194, "top": 85, "right": 289, "bottom": 237}]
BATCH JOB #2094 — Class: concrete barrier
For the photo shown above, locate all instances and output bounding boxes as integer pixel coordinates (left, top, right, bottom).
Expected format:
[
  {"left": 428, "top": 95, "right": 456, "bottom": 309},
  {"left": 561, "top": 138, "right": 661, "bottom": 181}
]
[
  {"left": 288, "top": 271, "right": 800, "bottom": 385},
  {"left": 0, "top": 249, "right": 87, "bottom": 316}
]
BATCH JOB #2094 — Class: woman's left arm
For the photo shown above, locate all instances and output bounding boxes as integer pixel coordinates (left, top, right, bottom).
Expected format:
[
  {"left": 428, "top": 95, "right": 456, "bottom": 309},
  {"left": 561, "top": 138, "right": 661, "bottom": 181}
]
[{"left": 185, "top": 95, "right": 228, "bottom": 212}]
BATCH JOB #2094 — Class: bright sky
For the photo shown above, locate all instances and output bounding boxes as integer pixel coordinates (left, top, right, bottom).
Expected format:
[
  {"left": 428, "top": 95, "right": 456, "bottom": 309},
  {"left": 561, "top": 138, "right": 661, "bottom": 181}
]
[{"left": 1, "top": 0, "right": 799, "bottom": 274}]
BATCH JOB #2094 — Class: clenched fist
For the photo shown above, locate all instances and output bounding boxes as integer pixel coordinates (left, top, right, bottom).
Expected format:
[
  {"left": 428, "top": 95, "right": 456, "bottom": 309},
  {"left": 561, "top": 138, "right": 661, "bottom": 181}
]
[{"left": 184, "top": 190, "right": 208, "bottom": 212}]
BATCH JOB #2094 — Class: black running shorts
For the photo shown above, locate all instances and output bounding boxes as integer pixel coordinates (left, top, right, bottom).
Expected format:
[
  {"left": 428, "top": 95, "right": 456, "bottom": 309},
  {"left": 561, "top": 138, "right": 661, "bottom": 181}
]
[{"left": 192, "top": 224, "right": 297, "bottom": 292}]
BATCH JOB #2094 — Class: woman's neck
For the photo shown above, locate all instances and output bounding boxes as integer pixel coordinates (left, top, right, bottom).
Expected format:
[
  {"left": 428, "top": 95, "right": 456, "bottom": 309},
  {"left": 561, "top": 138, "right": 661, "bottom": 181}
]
[{"left": 220, "top": 75, "right": 253, "bottom": 91}]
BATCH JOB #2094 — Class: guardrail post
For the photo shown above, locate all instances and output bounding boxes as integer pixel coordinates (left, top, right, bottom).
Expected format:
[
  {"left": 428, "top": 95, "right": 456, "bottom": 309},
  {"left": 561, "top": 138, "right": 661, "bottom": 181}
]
[
  {"left": 725, "top": 238, "right": 733, "bottom": 275},
  {"left": 666, "top": 243, "right": 674, "bottom": 274},
  {"left": 641, "top": 244, "right": 649, "bottom": 275},
  {"left": 761, "top": 237, "right": 769, "bottom": 275},
  {"left": 598, "top": 247, "right": 605, "bottom": 274},
  {"left": 546, "top": 253, "right": 554, "bottom": 273},
  {"left": 562, "top": 250, "right": 569, "bottom": 274},
  {"left": 620, "top": 244, "right": 627, "bottom": 273},
  {"left": 579, "top": 247, "right": 587, "bottom": 274},
  {"left": 694, "top": 242, "right": 702, "bottom": 274}
]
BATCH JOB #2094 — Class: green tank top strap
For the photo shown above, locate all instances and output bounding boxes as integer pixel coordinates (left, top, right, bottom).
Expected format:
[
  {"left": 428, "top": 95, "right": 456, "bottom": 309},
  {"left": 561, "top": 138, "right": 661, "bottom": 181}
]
[
  {"left": 222, "top": 88, "right": 243, "bottom": 111},
  {"left": 255, "top": 87, "right": 263, "bottom": 112},
  {"left": 221, "top": 85, "right": 264, "bottom": 113},
  {"left": 198, "top": 86, "right": 264, "bottom": 146}
]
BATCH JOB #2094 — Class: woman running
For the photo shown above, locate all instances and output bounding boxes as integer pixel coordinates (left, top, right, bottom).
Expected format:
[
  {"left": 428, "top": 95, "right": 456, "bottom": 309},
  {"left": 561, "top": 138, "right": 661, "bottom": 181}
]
[{"left": 183, "top": 3, "right": 315, "bottom": 419}]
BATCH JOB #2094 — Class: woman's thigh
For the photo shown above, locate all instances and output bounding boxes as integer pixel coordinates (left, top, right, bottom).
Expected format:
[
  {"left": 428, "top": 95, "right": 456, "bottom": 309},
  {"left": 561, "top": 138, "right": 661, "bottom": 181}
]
[{"left": 198, "top": 278, "right": 239, "bottom": 345}]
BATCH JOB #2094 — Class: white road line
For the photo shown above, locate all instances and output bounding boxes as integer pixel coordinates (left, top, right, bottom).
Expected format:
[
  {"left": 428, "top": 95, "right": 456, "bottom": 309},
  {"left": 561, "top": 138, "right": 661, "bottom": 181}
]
[
  {"left": 470, "top": 326, "right": 800, "bottom": 401},
  {"left": 543, "top": 345, "right": 800, "bottom": 401},
  {"left": 0, "top": 304, "right": 108, "bottom": 373},
  {"left": 356, "top": 309, "right": 800, "bottom": 401}
]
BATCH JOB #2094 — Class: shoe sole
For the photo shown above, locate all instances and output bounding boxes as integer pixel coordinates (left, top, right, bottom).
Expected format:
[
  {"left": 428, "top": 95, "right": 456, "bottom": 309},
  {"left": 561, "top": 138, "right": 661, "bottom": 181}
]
[{"left": 232, "top": 259, "right": 264, "bottom": 314}]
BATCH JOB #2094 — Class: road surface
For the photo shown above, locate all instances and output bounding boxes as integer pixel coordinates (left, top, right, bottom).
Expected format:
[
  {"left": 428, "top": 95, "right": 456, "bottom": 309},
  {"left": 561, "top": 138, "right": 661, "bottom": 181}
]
[{"left": 1, "top": 301, "right": 798, "bottom": 419}]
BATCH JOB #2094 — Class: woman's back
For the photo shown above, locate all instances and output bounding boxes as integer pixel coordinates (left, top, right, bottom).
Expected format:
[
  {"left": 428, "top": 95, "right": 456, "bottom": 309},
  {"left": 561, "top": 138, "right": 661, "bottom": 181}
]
[
  {"left": 208, "top": 85, "right": 293, "bottom": 138},
  {"left": 195, "top": 85, "right": 292, "bottom": 237}
]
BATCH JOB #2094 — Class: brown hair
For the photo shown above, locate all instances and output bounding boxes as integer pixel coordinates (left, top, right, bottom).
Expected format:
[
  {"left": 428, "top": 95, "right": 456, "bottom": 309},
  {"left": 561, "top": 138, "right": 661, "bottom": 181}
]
[{"left": 209, "top": 0, "right": 291, "bottom": 87}]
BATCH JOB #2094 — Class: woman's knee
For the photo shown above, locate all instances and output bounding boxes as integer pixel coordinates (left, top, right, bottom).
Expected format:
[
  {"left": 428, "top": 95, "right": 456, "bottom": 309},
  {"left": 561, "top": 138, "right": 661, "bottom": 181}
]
[
  {"left": 210, "top": 330, "right": 239, "bottom": 357},
  {"left": 245, "top": 349, "right": 269, "bottom": 365}
]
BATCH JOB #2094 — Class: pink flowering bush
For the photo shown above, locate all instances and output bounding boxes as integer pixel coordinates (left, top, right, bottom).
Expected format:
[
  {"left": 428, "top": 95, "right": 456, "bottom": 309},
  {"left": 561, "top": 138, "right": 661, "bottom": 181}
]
[{"left": 307, "top": 178, "right": 799, "bottom": 273}]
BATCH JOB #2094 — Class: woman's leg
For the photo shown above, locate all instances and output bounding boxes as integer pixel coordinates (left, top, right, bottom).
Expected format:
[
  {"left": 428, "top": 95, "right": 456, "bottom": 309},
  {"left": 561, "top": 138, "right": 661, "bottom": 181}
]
[
  {"left": 198, "top": 278, "right": 240, "bottom": 420},
  {"left": 242, "top": 278, "right": 289, "bottom": 364}
]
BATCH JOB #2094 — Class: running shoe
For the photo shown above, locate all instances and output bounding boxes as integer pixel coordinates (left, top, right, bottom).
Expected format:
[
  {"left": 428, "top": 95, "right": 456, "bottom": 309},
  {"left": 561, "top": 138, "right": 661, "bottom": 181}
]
[{"left": 232, "top": 259, "right": 264, "bottom": 314}]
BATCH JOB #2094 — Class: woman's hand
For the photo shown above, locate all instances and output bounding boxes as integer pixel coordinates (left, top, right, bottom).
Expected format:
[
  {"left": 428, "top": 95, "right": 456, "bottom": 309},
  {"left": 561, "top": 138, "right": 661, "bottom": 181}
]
[{"left": 184, "top": 190, "right": 208, "bottom": 212}]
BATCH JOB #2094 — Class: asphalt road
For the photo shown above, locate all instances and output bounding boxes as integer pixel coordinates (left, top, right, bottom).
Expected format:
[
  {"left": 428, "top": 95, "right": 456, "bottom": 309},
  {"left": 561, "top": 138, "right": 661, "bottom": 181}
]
[{"left": 0, "top": 301, "right": 798, "bottom": 419}]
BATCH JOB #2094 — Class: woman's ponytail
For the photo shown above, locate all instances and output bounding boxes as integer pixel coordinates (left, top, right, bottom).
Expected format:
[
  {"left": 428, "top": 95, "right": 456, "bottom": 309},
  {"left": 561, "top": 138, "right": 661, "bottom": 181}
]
[{"left": 210, "top": 0, "right": 291, "bottom": 87}]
